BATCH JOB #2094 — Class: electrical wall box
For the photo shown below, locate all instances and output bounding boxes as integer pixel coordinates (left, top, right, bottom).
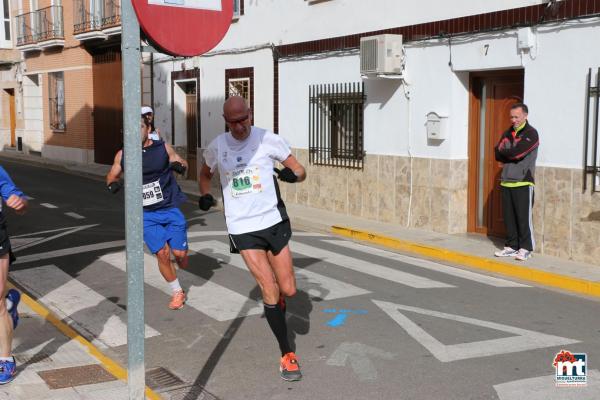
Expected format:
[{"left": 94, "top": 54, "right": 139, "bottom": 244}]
[
  {"left": 426, "top": 112, "right": 448, "bottom": 140},
  {"left": 360, "top": 34, "right": 404, "bottom": 76},
  {"left": 517, "top": 27, "right": 535, "bottom": 50}
]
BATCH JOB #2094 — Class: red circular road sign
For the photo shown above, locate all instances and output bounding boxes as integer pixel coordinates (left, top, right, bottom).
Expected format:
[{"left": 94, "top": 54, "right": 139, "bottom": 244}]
[{"left": 132, "top": 0, "right": 233, "bottom": 57}]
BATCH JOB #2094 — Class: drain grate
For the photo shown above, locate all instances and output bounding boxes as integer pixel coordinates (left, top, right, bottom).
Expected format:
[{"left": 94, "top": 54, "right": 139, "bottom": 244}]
[
  {"left": 146, "top": 366, "right": 185, "bottom": 391},
  {"left": 14, "top": 352, "right": 52, "bottom": 365},
  {"left": 37, "top": 364, "right": 117, "bottom": 389},
  {"left": 163, "top": 385, "right": 220, "bottom": 400}
]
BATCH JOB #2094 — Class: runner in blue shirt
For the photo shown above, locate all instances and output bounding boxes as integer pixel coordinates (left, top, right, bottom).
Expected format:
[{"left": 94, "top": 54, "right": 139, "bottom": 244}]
[
  {"left": 106, "top": 116, "right": 190, "bottom": 310},
  {"left": 0, "top": 165, "right": 28, "bottom": 384}
]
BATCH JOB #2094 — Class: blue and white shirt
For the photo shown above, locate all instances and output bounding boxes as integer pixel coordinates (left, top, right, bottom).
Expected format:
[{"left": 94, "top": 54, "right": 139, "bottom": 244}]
[{"left": 0, "top": 166, "right": 25, "bottom": 216}]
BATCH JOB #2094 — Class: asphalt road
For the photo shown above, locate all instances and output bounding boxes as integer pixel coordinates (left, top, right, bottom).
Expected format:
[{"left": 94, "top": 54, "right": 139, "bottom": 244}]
[{"left": 3, "top": 159, "right": 600, "bottom": 400}]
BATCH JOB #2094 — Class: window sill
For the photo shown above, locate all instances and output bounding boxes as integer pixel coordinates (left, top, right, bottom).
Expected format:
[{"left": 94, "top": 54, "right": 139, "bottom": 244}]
[{"left": 51, "top": 129, "right": 66, "bottom": 133}]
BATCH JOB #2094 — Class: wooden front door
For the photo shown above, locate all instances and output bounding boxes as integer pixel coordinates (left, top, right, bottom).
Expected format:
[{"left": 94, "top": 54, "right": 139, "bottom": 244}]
[
  {"left": 184, "top": 83, "right": 198, "bottom": 181},
  {"left": 92, "top": 49, "right": 123, "bottom": 165},
  {"left": 6, "top": 89, "right": 16, "bottom": 147},
  {"left": 468, "top": 71, "right": 524, "bottom": 237}
]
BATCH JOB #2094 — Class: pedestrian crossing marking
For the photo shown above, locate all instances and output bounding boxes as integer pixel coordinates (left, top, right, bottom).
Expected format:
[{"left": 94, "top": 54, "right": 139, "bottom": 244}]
[
  {"left": 100, "top": 251, "right": 264, "bottom": 322},
  {"left": 325, "top": 240, "right": 530, "bottom": 287},
  {"left": 11, "top": 265, "right": 161, "bottom": 348},
  {"left": 290, "top": 241, "right": 455, "bottom": 288},
  {"left": 189, "top": 241, "right": 371, "bottom": 301},
  {"left": 186, "top": 231, "right": 326, "bottom": 239}
]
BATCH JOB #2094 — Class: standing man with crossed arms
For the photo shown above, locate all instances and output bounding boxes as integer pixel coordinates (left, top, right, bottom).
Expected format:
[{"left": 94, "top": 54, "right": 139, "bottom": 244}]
[
  {"left": 494, "top": 103, "right": 539, "bottom": 261},
  {"left": 198, "top": 96, "right": 306, "bottom": 381}
]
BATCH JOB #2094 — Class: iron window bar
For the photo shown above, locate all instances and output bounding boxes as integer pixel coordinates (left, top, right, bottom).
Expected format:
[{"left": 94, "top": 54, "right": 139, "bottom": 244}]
[
  {"left": 309, "top": 82, "right": 365, "bottom": 169},
  {"left": 584, "top": 67, "right": 600, "bottom": 193}
]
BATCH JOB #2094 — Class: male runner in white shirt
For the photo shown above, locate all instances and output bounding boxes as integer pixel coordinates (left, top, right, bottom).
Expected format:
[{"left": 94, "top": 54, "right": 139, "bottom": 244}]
[{"left": 198, "top": 96, "right": 306, "bottom": 381}]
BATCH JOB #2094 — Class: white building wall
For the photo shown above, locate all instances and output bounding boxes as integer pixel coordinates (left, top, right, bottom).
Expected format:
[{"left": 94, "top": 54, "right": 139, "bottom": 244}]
[
  {"left": 278, "top": 19, "right": 600, "bottom": 169},
  {"left": 524, "top": 21, "right": 600, "bottom": 169},
  {"left": 279, "top": 53, "right": 360, "bottom": 149},
  {"left": 22, "top": 73, "right": 43, "bottom": 153},
  {"left": 153, "top": 48, "right": 275, "bottom": 149},
  {"left": 152, "top": 1, "right": 600, "bottom": 171},
  {"left": 214, "top": 0, "right": 545, "bottom": 50}
]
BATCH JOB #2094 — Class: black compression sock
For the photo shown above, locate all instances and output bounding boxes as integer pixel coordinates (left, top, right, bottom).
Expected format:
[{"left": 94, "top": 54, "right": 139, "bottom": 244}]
[{"left": 264, "top": 303, "right": 292, "bottom": 356}]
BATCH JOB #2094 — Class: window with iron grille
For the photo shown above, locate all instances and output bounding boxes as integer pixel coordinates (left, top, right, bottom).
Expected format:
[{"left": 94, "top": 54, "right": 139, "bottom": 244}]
[
  {"left": 228, "top": 78, "right": 250, "bottom": 104},
  {"left": 225, "top": 67, "right": 253, "bottom": 131},
  {"left": 49, "top": 72, "right": 66, "bottom": 131},
  {"left": 309, "top": 82, "right": 364, "bottom": 168},
  {"left": 233, "top": 0, "right": 243, "bottom": 18}
]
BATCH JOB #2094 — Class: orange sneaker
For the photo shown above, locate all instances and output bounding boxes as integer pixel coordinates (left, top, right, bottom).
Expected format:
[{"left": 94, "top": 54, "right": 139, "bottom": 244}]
[
  {"left": 280, "top": 352, "right": 302, "bottom": 381},
  {"left": 168, "top": 290, "right": 186, "bottom": 310}
]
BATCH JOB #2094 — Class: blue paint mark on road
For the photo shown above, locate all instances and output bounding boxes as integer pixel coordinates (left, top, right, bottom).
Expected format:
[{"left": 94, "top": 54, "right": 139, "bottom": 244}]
[
  {"left": 327, "top": 313, "right": 348, "bottom": 327},
  {"left": 324, "top": 308, "right": 368, "bottom": 327}
]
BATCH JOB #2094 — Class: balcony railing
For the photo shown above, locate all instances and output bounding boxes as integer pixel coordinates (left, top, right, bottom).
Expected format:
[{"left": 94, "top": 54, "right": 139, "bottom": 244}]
[
  {"left": 74, "top": 0, "right": 101, "bottom": 34},
  {"left": 15, "top": 11, "right": 38, "bottom": 46},
  {"left": 101, "top": 0, "right": 121, "bottom": 29},
  {"left": 73, "top": 0, "right": 120, "bottom": 36},
  {"left": 15, "top": 6, "right": 64, "bottom": 48}
]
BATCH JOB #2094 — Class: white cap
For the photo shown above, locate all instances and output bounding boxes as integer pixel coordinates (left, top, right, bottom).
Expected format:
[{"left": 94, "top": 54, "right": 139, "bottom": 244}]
[{"left": 141, "top": 106, "right": 153, "bottom": 115}]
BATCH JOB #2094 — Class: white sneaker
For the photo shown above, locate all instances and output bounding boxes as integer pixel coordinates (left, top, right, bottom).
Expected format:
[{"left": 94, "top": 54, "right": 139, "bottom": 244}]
[
  {"left": 494, "top": 247, "right": 518, "bottom": 257},
  {"left": 515, "top": 249, "right": 532, "bottom": 261}
]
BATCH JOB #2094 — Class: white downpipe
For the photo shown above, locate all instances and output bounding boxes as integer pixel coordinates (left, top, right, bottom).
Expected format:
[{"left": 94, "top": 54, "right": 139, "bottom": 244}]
[{"left": 402, "top": 78, "right": 413, "bottom": 228}]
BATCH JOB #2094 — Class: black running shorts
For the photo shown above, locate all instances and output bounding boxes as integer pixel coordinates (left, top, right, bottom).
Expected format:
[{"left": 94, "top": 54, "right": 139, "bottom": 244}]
[
  {"left": 0, "top": 222, "right": 16, "bottom": 265},
  {"left": 229, "top": 219, "right": 292, "bottom": 255}
]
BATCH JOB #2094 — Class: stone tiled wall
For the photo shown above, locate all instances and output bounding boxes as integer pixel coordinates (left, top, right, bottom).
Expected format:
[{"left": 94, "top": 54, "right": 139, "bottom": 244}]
[
  {"left": 279, "top": 149, "right": 600, "bottom": 265},
  {"left": 535, "top": 167, "right": 600, "bottom": 265},
  {"left": 279, "top": 149, "right": 468, "bottom": 234}
]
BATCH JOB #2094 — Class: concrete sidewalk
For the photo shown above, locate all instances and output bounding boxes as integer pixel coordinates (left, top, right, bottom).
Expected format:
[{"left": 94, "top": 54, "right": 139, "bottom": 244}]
[
  {"left": 2, "top": 285, "right": 159, "bottom": 400},
  {"left": 3, "top": 151, "right": 599, "bottom": 298}
]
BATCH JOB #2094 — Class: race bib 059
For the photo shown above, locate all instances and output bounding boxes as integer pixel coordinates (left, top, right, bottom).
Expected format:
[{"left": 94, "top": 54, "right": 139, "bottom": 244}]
[{"left": 142, "top": 180, "right": 164, "bottom": 206}]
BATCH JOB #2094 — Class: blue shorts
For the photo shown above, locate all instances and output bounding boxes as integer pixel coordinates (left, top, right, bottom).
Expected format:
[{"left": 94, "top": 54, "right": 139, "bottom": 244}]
[{"left": 143, "top": 208, "right": 188, "bottom": 254}]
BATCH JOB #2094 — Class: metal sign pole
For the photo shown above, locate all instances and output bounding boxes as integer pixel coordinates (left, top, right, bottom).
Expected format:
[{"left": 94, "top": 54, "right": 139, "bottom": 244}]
[{"left": 121, "top": 0, "right": 144, "bottom": 398}]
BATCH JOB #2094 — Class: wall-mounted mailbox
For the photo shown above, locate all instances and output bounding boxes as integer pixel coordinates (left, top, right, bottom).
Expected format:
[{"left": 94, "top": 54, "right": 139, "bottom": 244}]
[{"left": 426, "top": 112, "right": 448, "bottom": 140}]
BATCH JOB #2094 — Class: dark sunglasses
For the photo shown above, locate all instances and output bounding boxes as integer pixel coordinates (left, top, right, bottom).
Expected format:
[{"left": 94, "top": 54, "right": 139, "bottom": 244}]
[{"left": 224, "top": 114, "right": 250, "bottom": 124}]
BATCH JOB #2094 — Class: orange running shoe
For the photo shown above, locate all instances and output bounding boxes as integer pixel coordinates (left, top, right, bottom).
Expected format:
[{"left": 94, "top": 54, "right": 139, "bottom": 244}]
[
  {"left": 168, "top": 290, "right": 186, "bottom": 310},
  {"left": 280, "top": 352, "right": 302, "bottom": 381}
]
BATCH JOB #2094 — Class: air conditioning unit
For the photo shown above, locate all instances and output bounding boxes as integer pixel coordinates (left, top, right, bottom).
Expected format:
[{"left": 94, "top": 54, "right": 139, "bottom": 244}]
[{"left": 360, "top": 34, "right": 404, "bottom": 77}]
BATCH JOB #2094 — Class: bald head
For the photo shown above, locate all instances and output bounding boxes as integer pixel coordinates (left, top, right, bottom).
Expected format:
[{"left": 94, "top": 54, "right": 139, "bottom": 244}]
[
  {"left": 223, "top": 96, "right": 249, "bottom": 116},
  {"left": 223, "top": 96, "right": 252, "bottom": 140}
]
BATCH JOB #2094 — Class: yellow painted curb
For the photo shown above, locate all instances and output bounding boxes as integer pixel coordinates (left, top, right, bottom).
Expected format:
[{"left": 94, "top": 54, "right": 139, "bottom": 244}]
[
  {"left": 8, "top": 281, "right": 162, "bottom": 400},
  {"left": 331, "top": 226, "right": 600, "bottom": 299}
]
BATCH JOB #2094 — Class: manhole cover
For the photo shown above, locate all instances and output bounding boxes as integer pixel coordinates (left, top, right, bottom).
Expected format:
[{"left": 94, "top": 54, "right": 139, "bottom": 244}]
[
  {"left": 146, "top": 366, "right": 185, "bottom": 391},
  {"left": 164, "top": 385, "right": 220, "bottom": 400},
  {"left": 37, "top": 364, "right": 117, "bottom": 389}
]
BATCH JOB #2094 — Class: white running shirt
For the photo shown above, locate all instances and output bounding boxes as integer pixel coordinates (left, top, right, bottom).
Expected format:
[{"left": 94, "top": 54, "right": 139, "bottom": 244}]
[{"left": 204, "top": 127, "right": 292, "bottom": 234}]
